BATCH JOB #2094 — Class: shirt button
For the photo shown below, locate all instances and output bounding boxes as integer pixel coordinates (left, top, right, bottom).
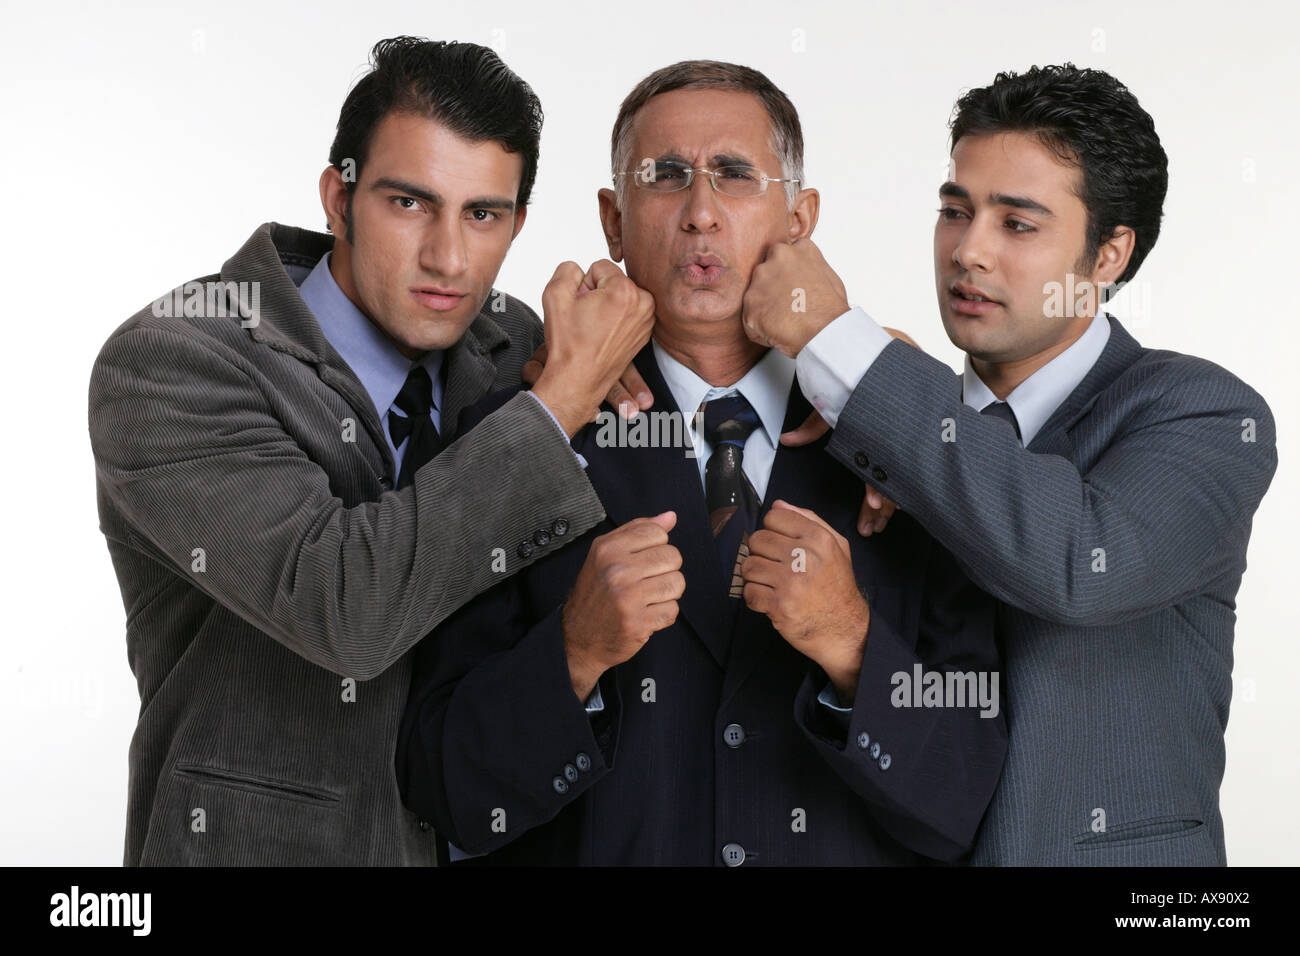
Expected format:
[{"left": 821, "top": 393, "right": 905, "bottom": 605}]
[
  {"left": 563, "top": 763, "right": 579, "bottom": 783},
  {"left": 854, "top": 451, "right": 870, "bottom": 468},
  {"left": 552, "top": 518, "right": 569, "bottom": 537},
  {"left": 534, "top": 529, "right": 551, "bottom": 548},
  {"left": 856, "top": 731, "right": 871, "bottom": 751},
  {"left": 517, "top": 540, "right": 535, "bottom": 559},
  {"left": 552, "top": 776, "right": 569, "bottom": 794},
  {"left": 871, "top": 465, "right": 888, "bottom": 482},
  {"left": 869, "top": 741, "right": 882, "bottom": 759},
  {"left": 575, "top": 752, "right": 591, "bottom": 772},
  {"left": 723, "top": 723, "right": 746, "bottom": 748},
  {"left": 879, "top": 753, "right": 892, "bottom": 771},
  {"left": 721, "top": 843, "right": 746, "bottom": 867}
]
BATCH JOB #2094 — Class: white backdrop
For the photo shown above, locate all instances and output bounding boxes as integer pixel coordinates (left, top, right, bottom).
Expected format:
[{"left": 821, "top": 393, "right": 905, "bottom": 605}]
[{"left": 2, "top": 0, "right": 1295, "bottom": 865}]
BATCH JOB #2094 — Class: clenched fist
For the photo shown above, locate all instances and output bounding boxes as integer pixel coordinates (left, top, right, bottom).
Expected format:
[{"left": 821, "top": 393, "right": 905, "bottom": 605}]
[
  {"left": 741, "top": 500, "right": 871, "bottom": 703},
  {"left": 741, "top": 238, "right": 849, "bottom": 358},
  {"left": 531, "top": 260, "right": 655, "bottom": 436},
  {"left": 562, "top": 511, "right": 684, "bottom": 701}
]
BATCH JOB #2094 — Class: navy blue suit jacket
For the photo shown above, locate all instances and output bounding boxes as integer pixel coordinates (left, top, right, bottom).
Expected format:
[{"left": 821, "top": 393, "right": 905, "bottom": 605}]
[{"left": 397, "top": 345, "right": 1007, "bottom": 865}]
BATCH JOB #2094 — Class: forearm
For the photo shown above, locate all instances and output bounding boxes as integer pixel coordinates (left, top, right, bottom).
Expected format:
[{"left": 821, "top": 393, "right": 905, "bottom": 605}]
[
  {"left": 825, "top": 340, "right": 1277, "bottom": 625},
  {"left": 90, "top": 328, "right": 605, "bottom": 679},
  {"left": 401, "top": 605, "right": 614, "bottom": 855}
]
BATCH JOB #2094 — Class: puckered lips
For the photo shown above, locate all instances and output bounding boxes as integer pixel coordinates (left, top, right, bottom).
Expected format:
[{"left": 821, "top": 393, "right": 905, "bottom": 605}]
[
  {"left": 410, "top": 284, "right": 468, "bottom": 312},
  {"left": 947, "top": 279, "right": 1002, "bottom": 316},
  {"left": 677, "top": 252, "right": 726, "bottom": 286}
]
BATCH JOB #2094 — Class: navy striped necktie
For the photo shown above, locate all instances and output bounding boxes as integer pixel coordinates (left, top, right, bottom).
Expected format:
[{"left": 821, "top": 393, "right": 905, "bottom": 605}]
[{"left": 703, "top": 393, "right": 762, "bottom": 599}]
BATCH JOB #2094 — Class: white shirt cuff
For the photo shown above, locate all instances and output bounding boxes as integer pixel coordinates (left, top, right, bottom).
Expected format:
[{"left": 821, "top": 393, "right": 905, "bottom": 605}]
[{"left": 795, "top": 306, "right": 893, "bottom": 428}]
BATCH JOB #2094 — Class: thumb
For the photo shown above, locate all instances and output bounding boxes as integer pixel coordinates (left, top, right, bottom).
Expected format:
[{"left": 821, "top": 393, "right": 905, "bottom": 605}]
[
  {"left": 780, "top": 410, "right": 830, "bottom": 446},
  {"left": 647, "top": 510, "right": 677, "bottom": 532}
]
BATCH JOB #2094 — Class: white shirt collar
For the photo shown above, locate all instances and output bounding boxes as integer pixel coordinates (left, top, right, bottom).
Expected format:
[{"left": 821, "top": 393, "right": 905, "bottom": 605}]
[
  {"left": 652, "top": 339, "right": 795, "bottom": 452},
  {"left": 962, "top": 312, "right": 1111, "bottom": 445}
]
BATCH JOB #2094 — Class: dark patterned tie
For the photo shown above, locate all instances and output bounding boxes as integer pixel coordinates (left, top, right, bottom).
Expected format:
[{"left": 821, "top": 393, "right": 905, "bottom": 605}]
[
  {"left": 702, "top": 393, "right": 762, "bottom": 599},
  {"left": 980, "top": 400, "right": 1021, "bottom": 440},
  {"left": 388, "top": 365, "right": 444, "bottom": 489}
]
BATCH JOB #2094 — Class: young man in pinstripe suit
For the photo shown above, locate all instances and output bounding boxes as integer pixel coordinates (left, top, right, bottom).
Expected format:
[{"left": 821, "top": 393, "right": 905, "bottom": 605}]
[{"left": 736, "top": 64, "right": 1277, "bottom": 864}]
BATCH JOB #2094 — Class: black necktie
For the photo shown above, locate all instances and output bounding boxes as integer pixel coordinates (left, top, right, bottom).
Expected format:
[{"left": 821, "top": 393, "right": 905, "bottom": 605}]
[
  {"left": 388, "top": 365, "right": 444, "bottom": 489},
  {"left": 980, "top": 400, "right": 1021, "bottom": 440},
  {"left": 702, "top": 393, "right": 762, "bottom": 599}
]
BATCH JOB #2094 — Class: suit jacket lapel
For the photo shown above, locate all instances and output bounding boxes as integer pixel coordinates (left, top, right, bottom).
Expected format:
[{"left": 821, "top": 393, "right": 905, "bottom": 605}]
[
  {"left": 440, "top": 312, "right": 510, "bottom": 442},
  {"left": 574, "top": 344, "right": 733, "bottom": 667},
  {"left": 223, "top": 223, "right": 396, "bottom": 472},
  {"left": 1027, "top": 315, "right": 1144, "bottom": 456}
]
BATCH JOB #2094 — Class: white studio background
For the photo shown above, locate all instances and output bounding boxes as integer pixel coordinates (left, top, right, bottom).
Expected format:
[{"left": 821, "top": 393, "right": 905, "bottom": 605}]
[{"left": 1, "top": 0, "right": 1295, "bottom": 865}]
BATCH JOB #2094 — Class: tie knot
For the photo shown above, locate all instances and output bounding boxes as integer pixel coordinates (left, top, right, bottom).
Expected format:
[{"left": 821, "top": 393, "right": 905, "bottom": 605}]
[
  {"left": 980, "top": 400, "right": 1021, "bottom": 439},
  {"left": 702, "top": 392, "right": 761, "bottom": 449},
  {"left": 395, "top": 364, "right": 435, "bottom": 418}
]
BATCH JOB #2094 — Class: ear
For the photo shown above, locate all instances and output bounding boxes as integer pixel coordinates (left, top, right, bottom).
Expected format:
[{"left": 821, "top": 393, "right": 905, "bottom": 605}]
[
  {"left": 597, "top": 187, "right": 624, "bottom": 262},
  {"left": 511, "top": 204, "right": 528, "bottom": 242},
  {"left": 319, "top": 166, "right": 350, "bottom": 238},
  {"left": 1088, "top": 225, "right": 1136, "bottom": 289},
  {"left": 786, "top": 187, "right": 820, "bottom": 241}
]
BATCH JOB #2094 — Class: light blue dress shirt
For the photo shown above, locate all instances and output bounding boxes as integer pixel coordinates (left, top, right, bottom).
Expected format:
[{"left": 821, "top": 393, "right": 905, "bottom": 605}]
[
  {"left": 296, "top": 253, "right": 445, "bottom": 476},
  {"left": 295, "top": 252, "right": 580, "bottom": 479}
]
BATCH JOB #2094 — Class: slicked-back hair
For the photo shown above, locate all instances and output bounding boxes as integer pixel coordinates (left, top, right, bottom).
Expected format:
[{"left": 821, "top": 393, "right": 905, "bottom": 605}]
[
  {"left": 328, "top": 36, "right": 543, "bottom": 240},
  {"left": 950, "top": 63, "right": 1168, "bottom": 289},
  {"left": 610, "top": 60, "right": 804, "bottom": 207}
]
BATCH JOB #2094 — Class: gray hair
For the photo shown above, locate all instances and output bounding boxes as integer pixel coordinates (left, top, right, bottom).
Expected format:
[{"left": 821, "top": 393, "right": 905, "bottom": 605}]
[{"left": 609, "top": 60, "right": 805, "bottom": 208}]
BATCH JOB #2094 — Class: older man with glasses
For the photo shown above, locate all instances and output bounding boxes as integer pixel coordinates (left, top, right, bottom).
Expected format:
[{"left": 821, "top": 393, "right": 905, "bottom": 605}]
[{"left": 397, "top": 60, "right": 1008, "bottom": 866}]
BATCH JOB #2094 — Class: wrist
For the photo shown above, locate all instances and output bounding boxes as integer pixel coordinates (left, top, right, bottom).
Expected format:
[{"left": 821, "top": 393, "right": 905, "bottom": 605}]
[
  {"left": 532, "top": 372, "right": 600, "bottom": 437},
  {"left": 785, "top": 302, "right": 850, "bottom": 358},
  {"left": 822, "top": 601, "right": 869, "bottom": 703}
]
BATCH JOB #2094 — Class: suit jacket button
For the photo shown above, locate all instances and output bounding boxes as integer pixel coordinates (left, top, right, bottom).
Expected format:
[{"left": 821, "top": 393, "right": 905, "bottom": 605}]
[
  {"left": 575, "top": 752, "right": 591, "bottom": 771},
  {"left": 552, "top": 518, "right": 569, "bottom": 537},
  {"left": 552, "top": 776, "right": 569, "bottom": 794},
  {"left": 534, "top": 529, "right": 551, "bottom": 548},
  {"left": 869, "top": 741, "right": 882, "bottom": 759},
  {"left": 723, "top": 723, "right": 746, "bottom": 748},
  {"left": 856, "top": 731, "right": 870, "bottom": 750},
  {"left": 854, "top": 451, "right": 870, "bottom": 468},
  {"left": 418, "top": 820, "right": 432, "bottom": 832},
  {"left": 563, "top": 763, "right": 579, "bottom": 783},
  {"left": 879, "top": 753, "right": 892, "bottom": 770},
  {"left": 871, "top": 465, "right": 888, "bottom": 482},
  {"left": 518, "top": 540, "right": 535, "bottom": 559},
  {"left": 380, "top": 477, "right": 394, "bottom": 490},
  {"left": 721, "top": 843, "right": 746, "bottom": 867}
]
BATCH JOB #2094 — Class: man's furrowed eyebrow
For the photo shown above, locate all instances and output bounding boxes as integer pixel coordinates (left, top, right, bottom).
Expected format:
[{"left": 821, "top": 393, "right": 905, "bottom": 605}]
[
  {"left": 370, "top": 178, "right": 515, "bottom": 214},
  {"left": 371, "top": 177, "right": 444, "bottom": 205},
  {"left": 650, "top": 151, "right": 757, "bottom": 168},
  {"left": 991, "top": 192, "right": 1055, "bottom": 217},
  {"left": 462, "top": 196, "right": 516, "bottom": 213},
  {"left": 938, "top": 182, "right": 1055, "bottom": 217}
]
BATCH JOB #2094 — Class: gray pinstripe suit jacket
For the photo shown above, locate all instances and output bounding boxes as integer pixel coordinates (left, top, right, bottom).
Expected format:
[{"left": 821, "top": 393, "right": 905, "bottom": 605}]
[
  {"left": 88, "top": 223, "right": 604, "bottom": 865},
  {"left": 827, "top": 316, "right": 1277, "bottom": 865}
]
